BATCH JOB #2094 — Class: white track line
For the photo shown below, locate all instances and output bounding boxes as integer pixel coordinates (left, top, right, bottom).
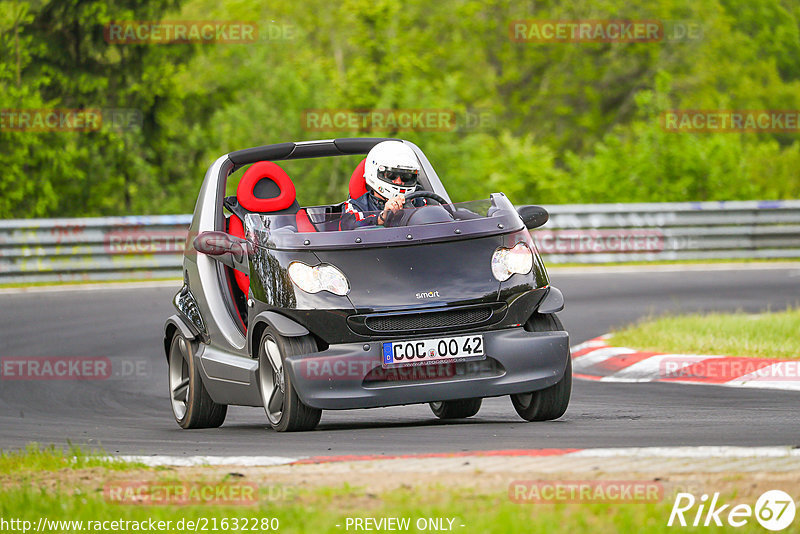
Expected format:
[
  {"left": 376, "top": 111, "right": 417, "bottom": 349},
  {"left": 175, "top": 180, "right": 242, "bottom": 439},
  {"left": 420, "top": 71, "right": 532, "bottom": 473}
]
[
  {"left": 550, "top": 262, "right": 800, "bottom": 275},
  {"left": 569, "top": 447, "right": 800, "bottom": 458}
]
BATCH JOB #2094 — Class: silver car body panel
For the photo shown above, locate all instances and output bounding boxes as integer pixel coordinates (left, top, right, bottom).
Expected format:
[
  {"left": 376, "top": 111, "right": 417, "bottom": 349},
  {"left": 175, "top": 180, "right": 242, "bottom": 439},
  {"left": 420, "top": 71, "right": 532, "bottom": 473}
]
[{"left": 166, "top": 138, "right": 567, "bottom": 409}]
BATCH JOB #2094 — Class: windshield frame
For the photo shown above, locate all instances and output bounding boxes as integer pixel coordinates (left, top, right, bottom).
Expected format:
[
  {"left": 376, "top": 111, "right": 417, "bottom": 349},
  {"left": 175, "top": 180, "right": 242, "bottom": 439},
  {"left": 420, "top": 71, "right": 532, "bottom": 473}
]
[{"left": 245, "top": 194, "right": 524, "bottom": 251}]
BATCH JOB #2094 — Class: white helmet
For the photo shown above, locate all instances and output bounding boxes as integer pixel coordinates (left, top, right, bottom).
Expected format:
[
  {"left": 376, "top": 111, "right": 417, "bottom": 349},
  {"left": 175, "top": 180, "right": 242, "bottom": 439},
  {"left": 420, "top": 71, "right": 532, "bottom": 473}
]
[{"left": 364, "top": 141, "right": 421, "bottom": 199}]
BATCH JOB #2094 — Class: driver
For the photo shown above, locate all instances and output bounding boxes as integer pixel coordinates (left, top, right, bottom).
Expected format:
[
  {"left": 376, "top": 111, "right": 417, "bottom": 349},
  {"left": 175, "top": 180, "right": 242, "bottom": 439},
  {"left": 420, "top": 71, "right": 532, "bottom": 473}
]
[{"left": 340, "top": 141, "right": 426, "bottom": 230}]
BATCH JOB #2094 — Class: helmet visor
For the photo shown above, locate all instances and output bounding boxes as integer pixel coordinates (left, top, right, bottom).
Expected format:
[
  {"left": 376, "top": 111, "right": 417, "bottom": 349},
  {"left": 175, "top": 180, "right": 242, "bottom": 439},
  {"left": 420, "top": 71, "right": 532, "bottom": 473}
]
[{"left": 376, "top": 166, "right": 419, "bottom": 188}]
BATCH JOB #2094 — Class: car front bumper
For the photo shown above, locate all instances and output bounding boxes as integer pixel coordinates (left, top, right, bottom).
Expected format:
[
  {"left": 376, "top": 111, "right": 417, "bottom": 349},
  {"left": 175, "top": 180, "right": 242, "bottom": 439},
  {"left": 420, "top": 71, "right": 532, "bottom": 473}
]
[{"left": 283, "top": 327, "right": 570, "bottom": 410}]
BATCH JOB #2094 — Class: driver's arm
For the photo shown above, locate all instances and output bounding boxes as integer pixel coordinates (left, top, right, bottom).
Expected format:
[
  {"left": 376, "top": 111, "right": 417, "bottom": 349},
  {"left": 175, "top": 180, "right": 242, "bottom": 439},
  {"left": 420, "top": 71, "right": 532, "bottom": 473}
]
[
  {"left": 379, "top": 194, "right": 405, "bottom": 224},
  {"left": 340, "top": 199, "right": 379, "bottom": 231}
]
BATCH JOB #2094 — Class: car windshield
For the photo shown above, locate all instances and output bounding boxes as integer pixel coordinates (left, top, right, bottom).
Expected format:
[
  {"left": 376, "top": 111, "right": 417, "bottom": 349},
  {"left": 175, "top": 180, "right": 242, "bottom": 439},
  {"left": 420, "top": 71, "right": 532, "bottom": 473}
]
[
  {"left": 243, "top": 195, "right": 522, "bottom": 251},
  {"left": 246, "top": 199, "right": 493, "bottom": 234}
]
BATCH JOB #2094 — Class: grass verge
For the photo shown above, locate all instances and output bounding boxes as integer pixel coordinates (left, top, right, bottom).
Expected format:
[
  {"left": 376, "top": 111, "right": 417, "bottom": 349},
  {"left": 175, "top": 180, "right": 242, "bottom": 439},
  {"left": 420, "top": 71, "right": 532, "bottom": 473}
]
[
  {"left": 0, "top": 443, "right": 142, "bottom": 474},
  {"left": 0, "top": 477, "right": 762, "bottom": 533},
  {"left": 1, "top": 445, "right": 794, "bottom": 533},
  {"left": 611, "top": 308, "right": 800, "bottom": 359}
]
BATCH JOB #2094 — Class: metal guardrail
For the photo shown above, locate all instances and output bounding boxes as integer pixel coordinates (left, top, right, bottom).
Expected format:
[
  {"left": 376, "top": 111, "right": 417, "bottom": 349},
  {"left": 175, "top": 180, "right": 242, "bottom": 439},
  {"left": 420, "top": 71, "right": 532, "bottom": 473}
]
[
  {"left": 0, "top": 215, "right": 191, "bottom": 284},
  {"left": 1, "top": 200, "right": 799, "bottom": 283},
  {"left": 541, "top": 199, "right": 800, "bottom": 263}
]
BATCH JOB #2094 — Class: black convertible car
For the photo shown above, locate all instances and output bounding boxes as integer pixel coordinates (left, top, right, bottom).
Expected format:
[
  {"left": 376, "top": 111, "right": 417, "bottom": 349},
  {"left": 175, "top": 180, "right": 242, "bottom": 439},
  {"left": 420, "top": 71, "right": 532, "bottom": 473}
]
[{"left": 164, "top": 138, "right": 571, "bottom": 432}]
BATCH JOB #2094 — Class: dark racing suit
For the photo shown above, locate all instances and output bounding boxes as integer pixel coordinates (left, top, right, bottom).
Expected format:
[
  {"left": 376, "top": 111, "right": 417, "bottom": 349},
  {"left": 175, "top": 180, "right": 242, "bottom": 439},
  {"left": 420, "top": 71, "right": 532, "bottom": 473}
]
[{"left": 339, "top": 191, "right": 426, "bottom": 231}]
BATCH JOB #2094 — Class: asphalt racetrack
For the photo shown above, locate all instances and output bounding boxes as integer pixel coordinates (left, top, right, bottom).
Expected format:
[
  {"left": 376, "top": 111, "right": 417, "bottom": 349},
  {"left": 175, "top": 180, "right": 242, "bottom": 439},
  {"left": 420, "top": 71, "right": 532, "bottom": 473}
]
[{"left": 1, "top": 266, "right": 798, "bottom": 456}]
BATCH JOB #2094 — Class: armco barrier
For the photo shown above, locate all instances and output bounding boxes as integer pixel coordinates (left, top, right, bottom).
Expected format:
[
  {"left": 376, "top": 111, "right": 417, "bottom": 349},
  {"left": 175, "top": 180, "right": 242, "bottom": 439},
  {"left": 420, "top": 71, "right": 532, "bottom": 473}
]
[
  {"left": 0, "top": 200, "right": 798, "bottom": 283},
  {"left": 0, "top": 215, "right": 191, "bottom": 284},
  {"left": 541, "top": 199, "right": 800, "bottom": 263}
]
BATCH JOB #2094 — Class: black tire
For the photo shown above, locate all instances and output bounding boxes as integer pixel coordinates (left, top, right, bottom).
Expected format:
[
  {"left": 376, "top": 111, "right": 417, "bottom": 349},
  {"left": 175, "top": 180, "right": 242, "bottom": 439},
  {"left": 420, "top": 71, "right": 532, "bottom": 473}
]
[
  {"left": 258, "top": 327, "right": 322, "bottom": 432},
  {"left": 168, "top": 334, "right": 227, "bottom": 429},
  {"left": 429, "top": 398, "right": 482, "bottom": 419},
  {"left": 510, "top": 313, "right": 572, "bottom": 421}
]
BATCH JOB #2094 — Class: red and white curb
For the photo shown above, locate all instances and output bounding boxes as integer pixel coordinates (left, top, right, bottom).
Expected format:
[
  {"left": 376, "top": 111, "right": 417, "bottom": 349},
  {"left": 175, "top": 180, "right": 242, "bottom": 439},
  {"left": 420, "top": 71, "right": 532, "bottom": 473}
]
[
  {"left": 571, "top": 336, "right": 800, "bottom": 391},
  {"left": 291, "top": 449, "right": 580, "bottom": 465},
  {"left": 116, "top": 447, "right": 800, "bottom": 471}
]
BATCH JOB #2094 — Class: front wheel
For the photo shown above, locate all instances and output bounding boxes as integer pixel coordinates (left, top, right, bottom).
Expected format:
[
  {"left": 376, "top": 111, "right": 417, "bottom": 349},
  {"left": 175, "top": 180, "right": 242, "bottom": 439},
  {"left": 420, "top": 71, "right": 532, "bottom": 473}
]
[
  {"left": 258, "top": 328, "right": 322, "bottom": 432},
  {"left": 510, "top": 313, "right": 572, "bottom": 421},
  {"left": 511, "top": 357, "right": 572, "bottom": 421},
  {"left": 430, "top": 398, "right": 483, "bottom": 419}
]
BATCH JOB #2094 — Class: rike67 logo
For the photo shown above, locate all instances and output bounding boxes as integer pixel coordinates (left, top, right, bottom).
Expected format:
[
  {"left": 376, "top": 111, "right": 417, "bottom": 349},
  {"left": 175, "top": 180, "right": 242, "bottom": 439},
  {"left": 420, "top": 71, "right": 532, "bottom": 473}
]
[{"left": 668, "top": 490, "right": 796, "bottom": 531}]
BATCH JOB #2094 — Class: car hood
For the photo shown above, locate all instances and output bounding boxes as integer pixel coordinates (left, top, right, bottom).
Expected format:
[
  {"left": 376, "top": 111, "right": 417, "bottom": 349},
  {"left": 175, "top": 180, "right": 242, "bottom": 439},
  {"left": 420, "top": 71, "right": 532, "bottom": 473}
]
[{"left": 313, "top": 235, "right": 505, "bottom": 312}]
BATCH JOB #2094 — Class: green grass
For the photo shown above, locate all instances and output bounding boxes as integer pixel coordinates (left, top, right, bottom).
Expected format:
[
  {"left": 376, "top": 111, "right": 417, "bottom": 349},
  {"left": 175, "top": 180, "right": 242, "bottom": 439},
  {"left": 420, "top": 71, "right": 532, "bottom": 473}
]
[
  {"left": 611, "top": 309, "right": 800, "bottom": 359},
  {"left": 0, "top": 443, "right": 142, "bottom": 474},
  {"left": 0, "top": 482, "right": 751, "bottom": 534},
  {"left": 0, "top": 445, "right": 782, "bottom": 533}
]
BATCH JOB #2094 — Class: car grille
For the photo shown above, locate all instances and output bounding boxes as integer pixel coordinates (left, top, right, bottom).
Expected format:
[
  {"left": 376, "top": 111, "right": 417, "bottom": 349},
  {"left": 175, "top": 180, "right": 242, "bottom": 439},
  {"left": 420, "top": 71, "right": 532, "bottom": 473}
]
[{"left": 364, "top": 307, "right": 492, "bottom": 333}]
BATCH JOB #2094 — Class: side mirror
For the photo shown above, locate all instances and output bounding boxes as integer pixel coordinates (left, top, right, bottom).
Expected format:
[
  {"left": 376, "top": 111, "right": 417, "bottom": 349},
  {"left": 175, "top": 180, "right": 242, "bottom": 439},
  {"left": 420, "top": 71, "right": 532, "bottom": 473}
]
[
  {"left": 193, "top": 231, "right": 250, "bottom": 273},
  {"left": 516, "top": 205, "right": 549, "bottom": 229}
]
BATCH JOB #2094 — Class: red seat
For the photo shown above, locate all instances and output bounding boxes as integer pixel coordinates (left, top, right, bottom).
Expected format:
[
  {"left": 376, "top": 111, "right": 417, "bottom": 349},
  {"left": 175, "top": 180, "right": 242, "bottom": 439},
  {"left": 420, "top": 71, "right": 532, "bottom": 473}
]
[
  {"left": 295, "top": 209, "right": 316, "bottom": 232},
  {"left": 237, "top": 161, "right": 296, "bottom": 213},
  {"left": 228, "top": 161, "right": 315, "bottom": 295},
  {"left": 349, "top": 158, "right": 367, "bottom": 199}
]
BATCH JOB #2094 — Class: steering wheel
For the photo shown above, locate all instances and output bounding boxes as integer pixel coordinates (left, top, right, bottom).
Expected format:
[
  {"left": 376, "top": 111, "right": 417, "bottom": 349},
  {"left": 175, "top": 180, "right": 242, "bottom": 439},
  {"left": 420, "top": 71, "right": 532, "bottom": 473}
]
[
  {"left": 403, "top": 190, "right": 448, "bottom": 206},
  {"left": 383, "top": 191, "right": 453, "bottom": 227}
]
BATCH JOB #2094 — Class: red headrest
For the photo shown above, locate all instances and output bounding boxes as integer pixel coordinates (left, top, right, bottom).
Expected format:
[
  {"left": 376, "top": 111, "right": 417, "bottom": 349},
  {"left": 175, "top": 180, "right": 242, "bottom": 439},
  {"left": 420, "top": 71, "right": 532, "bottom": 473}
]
[
  {"left": 237, "top": 161, "right": 296, "bottom": 212},
  {"left": 348, "top": 158, "right": 367, "bottom": 199}
]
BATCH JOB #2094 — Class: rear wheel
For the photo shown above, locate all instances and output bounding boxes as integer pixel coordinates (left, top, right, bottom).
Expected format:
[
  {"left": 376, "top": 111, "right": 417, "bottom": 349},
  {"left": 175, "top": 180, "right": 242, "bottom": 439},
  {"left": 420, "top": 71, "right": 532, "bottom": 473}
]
[
  {"left": 258, "top": 328, "right": 322, "bottom": 432},
  {"left": 168, "top": 334, "right": 227, "bottom": 429},
  {"left": 429, "top": 398, "right": 482, "bottom": 419},
  {"left": 510, "top": 313, "right": 572, "bottom": 421}
]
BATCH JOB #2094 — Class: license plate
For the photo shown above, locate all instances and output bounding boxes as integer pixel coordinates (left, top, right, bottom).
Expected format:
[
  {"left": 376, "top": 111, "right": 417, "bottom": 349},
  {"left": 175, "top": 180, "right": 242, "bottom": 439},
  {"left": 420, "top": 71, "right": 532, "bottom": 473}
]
[{"left": 382, "top": 334, "right": 485, "bottom": 368}]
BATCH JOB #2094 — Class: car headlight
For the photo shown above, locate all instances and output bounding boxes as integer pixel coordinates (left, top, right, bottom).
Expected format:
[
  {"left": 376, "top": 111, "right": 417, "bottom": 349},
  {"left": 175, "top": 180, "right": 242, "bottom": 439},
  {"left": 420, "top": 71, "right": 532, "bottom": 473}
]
[
  {"left": 491, "top": 242, "right": 533, "bottom": 281},
  {"left": 288, "top": 262, "right": 350, "bottom": 296}
]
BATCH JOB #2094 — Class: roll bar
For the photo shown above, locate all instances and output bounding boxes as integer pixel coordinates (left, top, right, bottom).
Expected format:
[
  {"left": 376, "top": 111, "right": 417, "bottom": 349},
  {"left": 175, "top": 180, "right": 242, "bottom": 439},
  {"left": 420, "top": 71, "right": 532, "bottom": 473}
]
[{"left": 228, "top": 138, "right": 401, "bottom": 168}]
